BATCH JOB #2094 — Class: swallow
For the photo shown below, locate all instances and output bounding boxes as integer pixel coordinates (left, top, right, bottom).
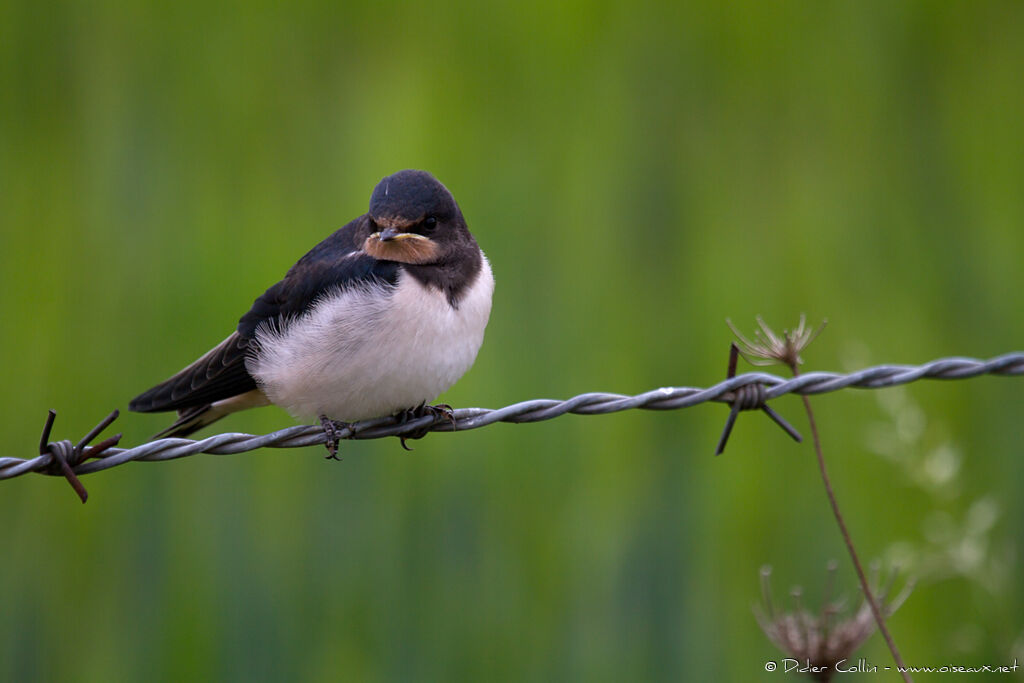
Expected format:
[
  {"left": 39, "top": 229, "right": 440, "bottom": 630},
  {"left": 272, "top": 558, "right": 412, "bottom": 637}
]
[{"left": 129, "top": 170, "right": 494, "bottom": 453}]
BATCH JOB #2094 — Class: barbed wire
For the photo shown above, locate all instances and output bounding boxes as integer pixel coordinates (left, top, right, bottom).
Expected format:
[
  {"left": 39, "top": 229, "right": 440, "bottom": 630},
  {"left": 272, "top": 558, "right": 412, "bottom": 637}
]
[{"left": 3, "top": 352, "right": 1022, "bottom": 499}]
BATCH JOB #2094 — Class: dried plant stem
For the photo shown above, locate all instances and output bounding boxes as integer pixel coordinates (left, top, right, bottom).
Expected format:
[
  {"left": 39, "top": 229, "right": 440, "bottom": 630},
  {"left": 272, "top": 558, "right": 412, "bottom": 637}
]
[{"left": 791, "top": 364, "right": 912, "bottom": 682}]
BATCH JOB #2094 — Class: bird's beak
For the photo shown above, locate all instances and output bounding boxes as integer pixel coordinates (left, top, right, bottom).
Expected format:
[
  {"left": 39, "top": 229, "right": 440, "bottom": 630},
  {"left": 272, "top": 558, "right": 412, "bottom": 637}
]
[
  {"left": 365, "top": 225, "right": 438, "bottom": 264},
  {"left": 374, "top": 227, "right": 429, "bottom": 243}
]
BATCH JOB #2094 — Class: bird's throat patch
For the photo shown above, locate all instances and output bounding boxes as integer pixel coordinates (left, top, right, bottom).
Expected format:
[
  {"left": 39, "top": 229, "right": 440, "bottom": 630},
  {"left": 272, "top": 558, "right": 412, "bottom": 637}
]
[{"left": 364, "top": 234, "right": 440, "bottom": 264}]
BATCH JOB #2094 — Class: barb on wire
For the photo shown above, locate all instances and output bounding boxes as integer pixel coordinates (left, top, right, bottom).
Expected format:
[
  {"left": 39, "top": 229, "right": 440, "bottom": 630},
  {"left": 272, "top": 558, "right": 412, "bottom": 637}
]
[
  {"left": 31, "top": 409, "right": 123, "bottom": 503},
  {"left": 715, "top": 342, "right": 803, "bottom": 455},
  {"left": 2, "top": 352, "right": 1022, "bottom": 499}
]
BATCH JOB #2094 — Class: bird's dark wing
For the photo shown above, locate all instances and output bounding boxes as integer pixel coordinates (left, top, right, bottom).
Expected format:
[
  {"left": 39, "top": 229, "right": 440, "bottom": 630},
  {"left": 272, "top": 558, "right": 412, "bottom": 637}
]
[
  {"left": 130, "top": 217, "right": 400, "bottom": 414},
  {"left": 237, "top": 220, "right": 400, "bottom": 338},
  {"left": 128, "top": 332, "right": 257, "bottom": 413}
]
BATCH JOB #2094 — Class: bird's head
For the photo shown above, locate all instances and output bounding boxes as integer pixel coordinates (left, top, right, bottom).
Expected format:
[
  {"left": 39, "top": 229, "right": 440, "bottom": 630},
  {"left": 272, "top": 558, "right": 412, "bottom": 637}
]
[{"left": 363, "top": 170, "right": 475, "bottom": 265}]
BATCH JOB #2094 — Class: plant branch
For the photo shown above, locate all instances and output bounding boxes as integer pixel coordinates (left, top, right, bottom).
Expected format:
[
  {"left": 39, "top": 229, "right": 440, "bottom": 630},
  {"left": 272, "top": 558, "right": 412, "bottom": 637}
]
[{"left": 791, "top": 363, "right": 912, "bottom": 682}]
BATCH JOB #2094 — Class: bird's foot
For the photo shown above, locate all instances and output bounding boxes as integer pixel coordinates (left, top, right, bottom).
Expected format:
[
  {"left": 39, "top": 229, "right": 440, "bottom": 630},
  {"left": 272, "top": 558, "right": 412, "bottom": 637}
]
[
  {"left": 395, "top": 403, "right": 456, "bottom": 451},
  {"left": 319, "top": 414, "right": 355, "bottom": 460}
]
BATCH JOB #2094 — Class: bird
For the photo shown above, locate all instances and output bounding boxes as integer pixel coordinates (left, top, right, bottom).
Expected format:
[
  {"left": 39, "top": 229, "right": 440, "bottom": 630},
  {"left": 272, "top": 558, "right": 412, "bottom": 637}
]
[{"left": 129, "top": 169, "right": 494, "bottom": 454}]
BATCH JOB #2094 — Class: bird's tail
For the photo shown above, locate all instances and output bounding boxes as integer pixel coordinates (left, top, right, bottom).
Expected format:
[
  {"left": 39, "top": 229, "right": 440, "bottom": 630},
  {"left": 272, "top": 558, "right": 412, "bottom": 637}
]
[
  {"left": 150, "top": 389, "right": 272, "bottom": 440},
  {"left": 153, "top": 404, "right": 226, "bottom": 439}
]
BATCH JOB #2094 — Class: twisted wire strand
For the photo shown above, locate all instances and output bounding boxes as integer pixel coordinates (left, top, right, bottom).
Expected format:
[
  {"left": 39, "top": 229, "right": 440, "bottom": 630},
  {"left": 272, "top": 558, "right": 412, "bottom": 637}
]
[{"left": 2, "top": 352, "right": 1021, "bottom": 481}]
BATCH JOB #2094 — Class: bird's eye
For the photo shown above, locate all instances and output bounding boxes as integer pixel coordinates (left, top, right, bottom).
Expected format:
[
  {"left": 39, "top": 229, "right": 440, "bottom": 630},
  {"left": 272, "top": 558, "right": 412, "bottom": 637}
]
[{"left": 421, "top": 216, "right": 438, "bottom": 233}]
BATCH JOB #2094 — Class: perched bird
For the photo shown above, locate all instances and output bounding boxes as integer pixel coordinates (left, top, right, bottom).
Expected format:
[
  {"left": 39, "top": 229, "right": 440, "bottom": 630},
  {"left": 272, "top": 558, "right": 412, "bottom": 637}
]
[{"left": 129, "top": 170, "right": 494, "bottom": 452}]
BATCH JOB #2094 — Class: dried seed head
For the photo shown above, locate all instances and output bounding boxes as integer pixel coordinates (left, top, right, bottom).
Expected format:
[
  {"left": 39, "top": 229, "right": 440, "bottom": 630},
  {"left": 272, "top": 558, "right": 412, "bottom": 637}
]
[
  {"left": 727, "top": 314, "right": 827, "bottom": 368},
  {"left": 755, "top": 563, "right": 914, "bottom": 682}
]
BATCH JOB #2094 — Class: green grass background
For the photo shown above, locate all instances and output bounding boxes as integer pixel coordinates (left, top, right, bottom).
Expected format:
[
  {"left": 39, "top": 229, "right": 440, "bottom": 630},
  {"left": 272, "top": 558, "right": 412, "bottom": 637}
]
[{"left": 2, "top": 1, "right": 1022, "bottom": 680}]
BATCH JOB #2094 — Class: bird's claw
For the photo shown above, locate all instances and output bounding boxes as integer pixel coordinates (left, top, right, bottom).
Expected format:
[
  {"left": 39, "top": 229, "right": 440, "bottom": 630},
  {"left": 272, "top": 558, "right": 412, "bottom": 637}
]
[
  {"left": 319, "top": 414, "right": 354, "bottom": 460},
  {"left": 396, "top": 403, "right": 456, "bottom": 450},
  {"left": 423, "top": 402, "right": 456, "bottom": 427}
]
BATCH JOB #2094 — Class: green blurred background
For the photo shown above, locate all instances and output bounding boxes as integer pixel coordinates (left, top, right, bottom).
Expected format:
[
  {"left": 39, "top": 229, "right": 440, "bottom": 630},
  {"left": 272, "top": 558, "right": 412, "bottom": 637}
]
[{"left": 2, "top": 1, "right": 1022, "bottom": 680}]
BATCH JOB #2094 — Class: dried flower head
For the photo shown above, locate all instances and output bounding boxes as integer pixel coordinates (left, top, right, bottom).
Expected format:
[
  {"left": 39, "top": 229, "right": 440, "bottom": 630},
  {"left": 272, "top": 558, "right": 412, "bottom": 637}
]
[
  {"left": 755, "top": 562, "right": 914, "bottom": 682},
  {"left": 727, "top": 314, "right": 827, "bottom": 368}
]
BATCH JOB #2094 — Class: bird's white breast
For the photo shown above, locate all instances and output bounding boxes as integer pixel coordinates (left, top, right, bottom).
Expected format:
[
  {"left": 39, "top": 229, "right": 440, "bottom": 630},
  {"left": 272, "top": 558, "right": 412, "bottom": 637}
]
[{"left": 248, "top": 256, "right": 494, "bottom": 422}]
